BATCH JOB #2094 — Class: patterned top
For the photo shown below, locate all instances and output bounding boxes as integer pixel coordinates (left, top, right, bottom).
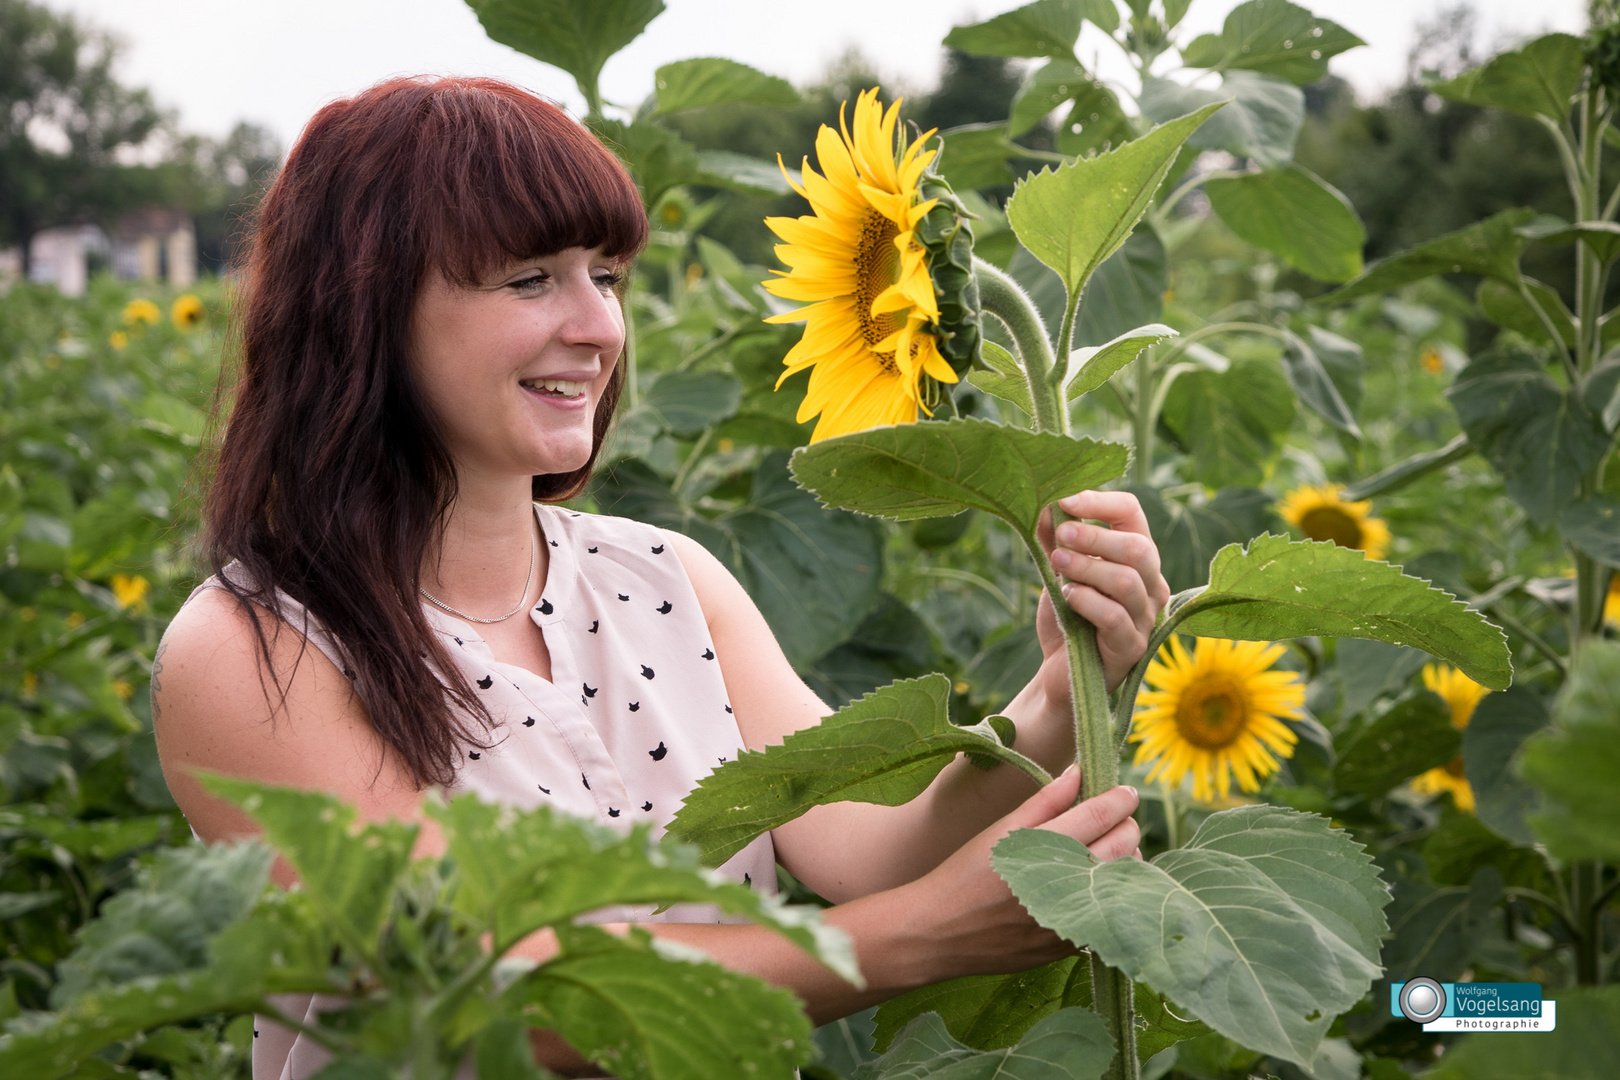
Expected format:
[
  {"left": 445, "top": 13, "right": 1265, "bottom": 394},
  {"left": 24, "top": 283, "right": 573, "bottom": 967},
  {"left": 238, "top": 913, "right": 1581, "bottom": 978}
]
[{"left": 182, "top": 504, "right": 777, "bottom": 1080}]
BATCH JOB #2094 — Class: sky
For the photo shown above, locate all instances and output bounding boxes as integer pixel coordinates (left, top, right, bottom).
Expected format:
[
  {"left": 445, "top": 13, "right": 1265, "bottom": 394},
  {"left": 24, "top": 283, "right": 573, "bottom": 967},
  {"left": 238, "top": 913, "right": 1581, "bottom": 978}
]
[{"left": 45, "top": 0, "right": 1590, "bottom": 148}]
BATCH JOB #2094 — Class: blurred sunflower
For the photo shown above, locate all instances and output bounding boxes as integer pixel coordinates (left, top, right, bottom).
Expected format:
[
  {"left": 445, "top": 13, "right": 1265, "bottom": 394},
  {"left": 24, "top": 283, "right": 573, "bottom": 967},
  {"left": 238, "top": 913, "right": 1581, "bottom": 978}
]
[
  {"left": 1410, "top": 663, "right": 1492, "bottom": 812},
  {"left": 1605, "top": 572, "right": 1620, "bottom": 628},
  {"left": 1129, "top": 636, "right": 1306, "bottom": 803},
  {"left": 1277, "top": 483, "right": 1391, "bottom": 561},
  {"left": 108, "top": 330, "right": 129, "bottom": 351},
  {"left": 109, "top": 573, "right": 150, "bottom": 611},
  {"left": 763, "top": 88, "right": 979, "bottom": 441},
  {"left": 171, "top": 294, "right": 205, "bottom": 330},
  {"left": 123, "top": 298, "right": 161, "bottom": 326}
]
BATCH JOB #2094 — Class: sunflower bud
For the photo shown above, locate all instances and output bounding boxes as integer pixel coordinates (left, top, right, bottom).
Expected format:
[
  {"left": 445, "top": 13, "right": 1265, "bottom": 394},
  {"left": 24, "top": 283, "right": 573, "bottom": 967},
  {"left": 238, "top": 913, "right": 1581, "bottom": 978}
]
[{"left": 913, "top": 167, "right": 982, "bottom": 383}]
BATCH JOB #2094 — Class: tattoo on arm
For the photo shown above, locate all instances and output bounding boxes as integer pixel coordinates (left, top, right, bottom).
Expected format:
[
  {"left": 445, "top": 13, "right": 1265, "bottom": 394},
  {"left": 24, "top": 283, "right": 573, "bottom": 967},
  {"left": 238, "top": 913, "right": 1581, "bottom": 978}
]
[{"left": 150, "top": 641, "right": 167, "bottom": 723}]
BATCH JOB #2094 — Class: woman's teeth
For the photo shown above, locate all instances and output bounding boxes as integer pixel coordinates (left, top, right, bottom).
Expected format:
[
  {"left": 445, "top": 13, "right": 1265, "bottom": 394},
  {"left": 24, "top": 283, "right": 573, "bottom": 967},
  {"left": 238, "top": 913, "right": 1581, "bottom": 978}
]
[{"left": 521, "top": 378, "right": 588, "bottom": 398}]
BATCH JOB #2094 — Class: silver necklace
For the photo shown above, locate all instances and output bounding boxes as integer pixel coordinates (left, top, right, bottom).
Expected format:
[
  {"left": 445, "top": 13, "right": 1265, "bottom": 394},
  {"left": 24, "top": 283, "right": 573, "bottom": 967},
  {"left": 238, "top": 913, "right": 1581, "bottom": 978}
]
[{"left": 419, "top": 530, "right": 538, "bottom": 624}]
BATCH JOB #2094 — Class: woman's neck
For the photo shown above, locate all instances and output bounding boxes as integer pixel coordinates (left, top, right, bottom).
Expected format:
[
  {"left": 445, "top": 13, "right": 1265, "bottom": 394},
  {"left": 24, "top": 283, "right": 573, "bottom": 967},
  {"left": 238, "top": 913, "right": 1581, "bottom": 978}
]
[{"left": 421, "top": 476, "right": 545, "bottom": 620}]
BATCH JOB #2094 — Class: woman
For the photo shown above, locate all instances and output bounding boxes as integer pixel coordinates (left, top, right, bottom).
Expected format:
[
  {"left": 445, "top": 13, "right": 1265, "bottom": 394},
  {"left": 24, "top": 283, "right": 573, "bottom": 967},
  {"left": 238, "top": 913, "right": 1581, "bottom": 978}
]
[{"left": 153, "top": 76, "right": 1170, "bottom": 1078}]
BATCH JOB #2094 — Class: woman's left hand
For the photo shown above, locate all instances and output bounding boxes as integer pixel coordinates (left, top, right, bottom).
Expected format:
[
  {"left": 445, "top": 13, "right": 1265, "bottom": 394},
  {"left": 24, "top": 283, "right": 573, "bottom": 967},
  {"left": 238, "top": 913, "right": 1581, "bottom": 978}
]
[{"left": 1034, "top": 490, "right": 1171, "bottom": 696}]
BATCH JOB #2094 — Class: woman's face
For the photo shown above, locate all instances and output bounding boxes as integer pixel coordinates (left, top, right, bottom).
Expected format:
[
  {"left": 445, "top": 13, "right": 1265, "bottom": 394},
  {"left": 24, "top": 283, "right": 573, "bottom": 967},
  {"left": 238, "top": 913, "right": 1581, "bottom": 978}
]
[{"left": 409, "top": 247, "right": 625, "bottom": 486}]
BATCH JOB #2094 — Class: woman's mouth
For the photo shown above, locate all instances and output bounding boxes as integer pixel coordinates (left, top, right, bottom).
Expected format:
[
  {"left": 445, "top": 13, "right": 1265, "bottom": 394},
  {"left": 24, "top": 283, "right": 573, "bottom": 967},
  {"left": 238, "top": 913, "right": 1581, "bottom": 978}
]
[{"left": 519, "top": 377, "right": 589, "bottom": 400}]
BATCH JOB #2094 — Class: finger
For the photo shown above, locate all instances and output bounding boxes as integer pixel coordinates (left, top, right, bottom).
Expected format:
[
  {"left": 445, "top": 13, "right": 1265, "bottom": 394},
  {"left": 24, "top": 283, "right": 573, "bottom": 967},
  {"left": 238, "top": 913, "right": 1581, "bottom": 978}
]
[
  {"left": 1004, "top": 763, "right": 1082, "bottom": 831},
  {"left": 1085, "top": 817, "right": 1142, "bottom": 862},
  {"left": 1041, "top": 783, "right": 1140, "bottom": 846},
  {"left": 1054, "top": 520, "right": 1162, "bottom": 587},
  {"left": 1057, "top": 491, "right": 1153, "bottom": 535},
  {"left": 1054, "top": 552, "right": 1155, "bottom": 631},
  {"left": 1060, "top": 580, "right": 1147, "bottom": 658}
]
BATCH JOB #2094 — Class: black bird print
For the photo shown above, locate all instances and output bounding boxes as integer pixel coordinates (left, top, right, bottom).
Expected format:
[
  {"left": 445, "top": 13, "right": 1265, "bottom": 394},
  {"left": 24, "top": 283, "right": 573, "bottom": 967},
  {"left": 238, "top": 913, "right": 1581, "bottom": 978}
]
[
  {"left": 702, "top": 648, "right": 714, "bottom": 660},
  {"left": 539, "top": 598, "right": 553, "bottom": 615},
  {"left": 724, "top": 705, "right": 733, "bottom": 713},
  {"left": 549, "top": 539, "right": 558, "bottom": 547},
  {"left": 657, "top": 600, "right": 673, "bottom": 614},
  {"left": 618, "top": 593, "right": 630, "bottom": 602},
  {"left": 588, "top": 546, "right": 599, "bottom": 553},
  {"left": 641, "top": 665, "right": 655, "bottom": 679},
  {"left": 343, "top": 668, "right": 356, "bottom": 680},
  {"left": 570, "top": 512, "right": 581, "bottom": 517},
  {"left": 608, "top": 807, "right": 620, "bottom": 817},
  {"left": 588, "top": 620, "right": 599, "bottom": 633},
  {"left": 719, "top": 756, "right": 727, "bottom": 763},
  {"left": 477, "top": 675, "right": 493, "bottom": 689},
  {"left": 469, "top": 752, "right": 481, "bottom": 760},
  {"left": 651, "top": 544, "right": 665, "bottom": 554},
  {"left": 744, "top": 873, "right": 752, "bottom": 888},
  {"left": 454, "top": 637, "right": 463, "bottom": 646},
  {"left": 523, "top": 716, "right": 536, "bottom": 727},
  {"left": 649, "top": 742, "right": 667, "bottom": 761},
  {"left": 583, "top": 683, "right": 597, "bottom": 698},
  {"left": 628, "top": 701, "right": 640, "bottom": 712},
  {"left": 642, "top": 801, "right": 653, "bottom": 811},
  {"left": 538, "top": 784, "right": 550, "bottom": 794},
  {"left": 581, "top": 696, "right": 588, "bottom": 706},
  {"left": 582, "top": 773, "right": 591, "bottom": 789}
]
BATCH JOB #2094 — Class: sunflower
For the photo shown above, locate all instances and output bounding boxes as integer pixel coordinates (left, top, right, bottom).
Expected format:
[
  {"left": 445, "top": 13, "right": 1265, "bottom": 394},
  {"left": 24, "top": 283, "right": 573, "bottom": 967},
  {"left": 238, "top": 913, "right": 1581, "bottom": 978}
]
[
  {"left": 1410, "top": 663, "right": 1492, "bottom": 812},
  {"left": 762, "top": 88, "right": 964, "bottom": 442},
  {"left": 108, "top": 330, "right": 129, "bottom": 351},
  {"left": 123, "top": 299, "right": 161, "bottom": 326},
  {"left": 1277, "top": 483, "right": 1391, "bottom": 561},
  {"left": 171, "top": 294, "right": 205, "bottom": 330},
  {"left": 1129, "top": 636, "right": 1306, "bottom": 803},
  {"left": 109, "top": 573, "right": 150, "bottom": 611},
  {"left": 1605, "top": 572, "right": 1620, "bottom": 628}
]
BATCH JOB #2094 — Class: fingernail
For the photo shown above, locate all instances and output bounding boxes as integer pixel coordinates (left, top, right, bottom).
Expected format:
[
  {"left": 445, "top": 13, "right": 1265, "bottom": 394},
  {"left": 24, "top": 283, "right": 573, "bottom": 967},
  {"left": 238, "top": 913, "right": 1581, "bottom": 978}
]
[
  {"left": 1123, "top": 785, "right": 1139, "bottom": 804},
  {"left": 1052, "top": 549, "right": 1072, "bottom": 568},
  {"left": 1062, "top": 763, "right": 1079, "bottom": 779},
  {"left": 1058, "top": 522, "right": 1080, "bottom": 545}
]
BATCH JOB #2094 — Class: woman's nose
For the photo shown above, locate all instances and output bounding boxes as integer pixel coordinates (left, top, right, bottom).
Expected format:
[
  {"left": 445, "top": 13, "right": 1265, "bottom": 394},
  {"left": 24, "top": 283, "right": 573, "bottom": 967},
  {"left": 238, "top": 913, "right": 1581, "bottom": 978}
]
[{"left": 561, "top": 274, "right": 626, "bottom": 356}]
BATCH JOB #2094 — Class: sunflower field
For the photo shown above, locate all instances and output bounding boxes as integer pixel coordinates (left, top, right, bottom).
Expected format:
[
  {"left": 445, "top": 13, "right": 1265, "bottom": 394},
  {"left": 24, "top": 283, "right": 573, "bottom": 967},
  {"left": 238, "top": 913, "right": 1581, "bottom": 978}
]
[{"left": 4, "top": 0, "right": 1620, "bottom": 1077}]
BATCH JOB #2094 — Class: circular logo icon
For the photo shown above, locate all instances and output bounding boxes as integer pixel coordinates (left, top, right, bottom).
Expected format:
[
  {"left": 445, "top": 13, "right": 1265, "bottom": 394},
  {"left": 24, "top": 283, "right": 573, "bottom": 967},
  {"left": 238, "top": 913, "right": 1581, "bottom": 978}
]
[{"left": 1399, "top": 977, "right": 1447, "bottom": 1023}]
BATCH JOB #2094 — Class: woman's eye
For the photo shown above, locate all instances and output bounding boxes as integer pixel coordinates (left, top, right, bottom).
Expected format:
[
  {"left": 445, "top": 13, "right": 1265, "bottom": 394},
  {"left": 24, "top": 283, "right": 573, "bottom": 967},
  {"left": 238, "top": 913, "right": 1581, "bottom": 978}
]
[
  {"left": 594, "top": 270, "right": 626, "bottom": 292},
  {"left": 510, "top": 274, "right": 549, "bottom": 292}
]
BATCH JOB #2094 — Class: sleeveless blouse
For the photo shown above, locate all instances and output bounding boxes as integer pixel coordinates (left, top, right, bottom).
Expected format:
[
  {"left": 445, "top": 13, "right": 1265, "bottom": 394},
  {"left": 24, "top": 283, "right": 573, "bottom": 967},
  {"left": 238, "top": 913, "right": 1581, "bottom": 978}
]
[{"left": 181, "top": 504, "right": 777, "bottom": 1080}]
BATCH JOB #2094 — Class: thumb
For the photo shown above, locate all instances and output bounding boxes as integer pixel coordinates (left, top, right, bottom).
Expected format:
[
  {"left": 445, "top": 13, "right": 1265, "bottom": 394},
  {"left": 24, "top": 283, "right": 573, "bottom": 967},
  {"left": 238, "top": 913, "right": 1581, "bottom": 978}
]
[{"left": 1000, "top": 763, "right": 1080, "bottom": 832}]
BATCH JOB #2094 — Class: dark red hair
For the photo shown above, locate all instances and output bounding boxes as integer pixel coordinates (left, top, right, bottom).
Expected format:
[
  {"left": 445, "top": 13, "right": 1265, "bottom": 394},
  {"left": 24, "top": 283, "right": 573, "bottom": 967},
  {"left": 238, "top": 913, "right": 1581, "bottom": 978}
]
[{"left": 204, "top": 76, "right": 647, "bottom": 787}]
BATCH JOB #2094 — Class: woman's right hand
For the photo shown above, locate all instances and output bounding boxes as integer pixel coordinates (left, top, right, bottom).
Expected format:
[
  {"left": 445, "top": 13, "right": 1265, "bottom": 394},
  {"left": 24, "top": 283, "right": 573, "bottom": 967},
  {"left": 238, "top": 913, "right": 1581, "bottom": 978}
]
[{"left": 895, "top": 765, "right": 1141, "bottom": 984}]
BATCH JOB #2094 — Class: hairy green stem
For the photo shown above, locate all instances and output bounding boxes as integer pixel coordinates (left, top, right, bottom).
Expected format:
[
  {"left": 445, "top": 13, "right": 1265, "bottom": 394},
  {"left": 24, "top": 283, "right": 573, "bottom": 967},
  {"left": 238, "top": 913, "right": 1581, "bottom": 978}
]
[
  {"left": 1133, "top": 348, "right": 1154, "bottom": 483},
  {"left": 1091, "top": 952, "right": 1138, "bottom": 1080},
  {"left": 974, "top": 259, "right": 1066, "bottom": 433},
  {"left": 1573, "top": 861, "right": 1605, "bottom": 985}
]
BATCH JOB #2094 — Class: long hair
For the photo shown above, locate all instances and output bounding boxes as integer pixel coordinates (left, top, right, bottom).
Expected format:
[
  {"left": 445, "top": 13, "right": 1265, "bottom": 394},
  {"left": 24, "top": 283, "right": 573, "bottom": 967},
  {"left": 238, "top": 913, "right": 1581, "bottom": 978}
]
[{"left": 204, "top": 76, "right": 647, "bottom": 787}]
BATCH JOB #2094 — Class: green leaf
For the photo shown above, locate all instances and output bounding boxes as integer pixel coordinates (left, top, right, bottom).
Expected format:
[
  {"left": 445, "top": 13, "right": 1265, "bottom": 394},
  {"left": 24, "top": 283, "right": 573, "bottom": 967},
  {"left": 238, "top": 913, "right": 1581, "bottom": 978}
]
[
  {"left": 1517, "top": 217, "right": 1620, "bottom": 266},
  {"left": 430, "top": 793, "right": 854, "bottom": 978},
  {"left": 1304, "top": 325, "right": 1365, "bottom": 414},
  {"left": 1055, "top": 80, "right": 1132, "bottom": 159},
  {"left": 856, "top": 1008, "right": 1115, "bottom": 1080},
  {"left": 803, "top": 592, "right": 937, "bottom": 709},
  {"left": 1558, "top": 495, "right": 1620, "bottom": 567},
  {"left": 1159, "top": 358, "right": 1294, "bottom": 488},
  {"left": 201, "top": 774, "right": 418, "bottom": 953},
  {"left": 1280, "top": 328, "right": 1361, "bottom": 435},
  {"left": 1205, "top": 165, "right": 1366, "bottom": 282},
  {"left": 650, "top": 58, "right": 797, "bottom": 115},
  {"left": 1066, "top": 324, "right": 1176, "bottom": 400},
  {"left": 1521, "top": 639, "right": 1620, "bottom": 862},
  {"left": 937, "top": 124, "right": 1031, "bottom": 191},
  {"left": 1140, "top": 73, "right": 1304, "bottom": 169},
  {"left": 472, "top": 1016, "right": 556, "bottom": 1080},
  {"left": 596, "top": 453, "right": 885, "bottom": 668},
  {"left": 1476, "top": 278, "right": 1577, "bottom": 347},
  {"left": 1429, "top": 33, "right": 1584, "bottom": 122},
  {"left": 944, "top": 0, "right": 1085, "bottom": 61},
  {"left": 1463, "top": 687, "right": 1550, "bottom": 845},
  {"left": 1426, "top": 986, "right": 1620, "bottom": 1080},
  {"left": 1010, "top": 60, "right": 1094, "bottom": 136},
  {"left": 1007, "top": 102, "right": 1224, "bottom": 304},
  {"left": 1447, "top": 341, "right": 1610, "bottom": 521},
  {"left": 592, "top": 119, "right": 703, "bottom": 206},
  {"left": 789, "top": 418, "right": 1129, "bottom": 544},
  {"left": 991, "top": 806, "right": 1389, "bottom": 1069},
  {"left": 1071, "top": 227, "right": 1168, "bottom": 350},
  {"left": 1178, "top": 0, "right": 1365, "bottom": 84},
  {"left": 1176, "top": 534, "right": 1513, "bottom": 690},
  {"left": 668, "top": 675, "right": 1044, "bottom": 867},
  {"left": 1130, "top": 485, "right": 1278, "bottom": 593},
  {"left": 1331, "top": 691, "right": 1458, "bottom": 798},
  {"left": 1320, "top": 209, "right": 1536, "bottom": 304},
  {"left": 1380, "top": 869, "right": 1503, "bottom": 984},
  {"left": 466, "top": 0, "right": 664, "bottom": 105},
  {"left": 638, "top": 370, "right": 743, "bottom": 436},
  {"left": 872, "top": 959, "right": 1089, "bottom": 1053},
  {"left": 968, "top": 340, "right": 1034, "bottom": 415},
  {"left": 696, "top": 150, "right": 794, "bottom": 195},
  {"left": 517, "top": 926, "right": 813, "bottom": 1080}
]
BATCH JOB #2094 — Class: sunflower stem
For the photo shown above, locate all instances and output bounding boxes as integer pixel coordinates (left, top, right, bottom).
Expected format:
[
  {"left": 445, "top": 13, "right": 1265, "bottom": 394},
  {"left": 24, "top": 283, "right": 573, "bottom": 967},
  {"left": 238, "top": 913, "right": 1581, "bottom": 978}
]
[
  {"left": 1091, "top": 952, "right": 1139, "bottom": 1080},
  {"left": 972, "top": 258, "right": 1066, "bottom": 435}
]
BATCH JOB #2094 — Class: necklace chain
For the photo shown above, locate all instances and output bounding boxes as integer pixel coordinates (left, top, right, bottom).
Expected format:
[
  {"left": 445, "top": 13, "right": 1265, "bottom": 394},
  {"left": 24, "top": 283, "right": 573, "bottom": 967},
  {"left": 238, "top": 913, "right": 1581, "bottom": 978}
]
[{"left": 419, "top": 530, "right": 538, "bottom": 624}]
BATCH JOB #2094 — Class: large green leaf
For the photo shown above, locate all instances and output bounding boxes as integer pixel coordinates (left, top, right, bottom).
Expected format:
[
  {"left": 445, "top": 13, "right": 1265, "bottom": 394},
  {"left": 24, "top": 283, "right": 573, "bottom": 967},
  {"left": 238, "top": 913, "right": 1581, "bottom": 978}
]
[
  {"left": 1320, "top": 209, "right": 1536, "bottom": 304},
  {"left": 1007, "top": 103, "right": 1224, "bottom": 303},
  {"left": 1055, "top": 80, "right": 1133, "bottom": 158},
  {"left": 637, "top": 370, "right": 743, "bottom": 436},
  {"left": 668, "top": 675, "right": 1042, "bottom": 867},
  {"left": 1517, "top": 217, "right": 1620, "bottom": 266},
  {"left": 1205, "top": 165, "right": 1366, "bottom": 282},
  {"left": 937, "top": 124, "right": 1032, "bottom": 191},
  {"left": 872, "top": 960, "right": 1089, "bottom": 1053},
  {"left": 944, "top": 0, "right": 1086, "bottom": 61},
  {"left": 1447, "top": 342, "right": 1610, "bottom": 521},
  {"left": 1520, "top": 640, "right": 1620, "bottom": 862},
  {"left": 696, "top": 150, "right": 794, "bottom": 195},
  {"left": 1070, "top": 227, "right": 1168, "bottom": 350},
  {"left": 1429, "top": 33, "right": 1584, "bottom": 122},
  {"left": 592, "top": 118, "right": 704, "bottom": 206},
  {"left": 596, "top": 453, "right": 884, "bottom": 668},
  {"left": 1140, "top": 73, "right": 1304, "bottom": 169},
  {"left": 428, "top": 795, "right": 852, "bottom": 977},
  {"left": 1279, "top": 326, "right": 1362, "bottom": 435},
  {"left": 1175, "top": 534, "right": 1512, "bottom": 689},
  {"left": 1178, "top": 0, "right": 1365, "bottom": 84},
  {"left": 1476, "top": 277, "right": 1577, "bottom": 347},
  {"left": 650, "top": 58, "right": 797, "bottom": 115},
  {"left": 1130, "top": 485, "right": 1278, "bottom": 593},
  {"left": 1159, "top": 358, "right": 1294, "bottom": 488},
  {"left": 517, "top": 926, "right": 812, "bottom": 1080},
  {"left": 967, "top": 340, "right": 1034, "bottom": 416},
  {"left": 1010, "top": 60, "right": 1093, "bottom": 136},
  {"left": 1426, "top": 986, "right": 1620, "bottom": 1080},
  {"left": 789, "top": 418, "right": 1128, "bottom": 543},
  {"left": 1380, "top": 869, "right": 1503, "bottom": 987},
  {"left": 1558, "top": 495, "right": 1620, "bottom": 567},
  {"left": 1331, "top": 691, "right": 1458, "bottom": 798},
  {"left": 991, "top": 806, "right": 1389, "bottom": 1068},
  {"left": 1462, "top": 687, "right": 1550, "bottom": 845},
  {"left": 466, "top": 0, "right": 664, "bottom": 104},
  {"left": 855, "top": 1009, "right": 1115, "bottom": 1080},
  {"left": 202, "top": 775, "right": 417, "bottom": 954},
  {"left": 1066, "top": 324, "right": 1176, "bottom": 400}
]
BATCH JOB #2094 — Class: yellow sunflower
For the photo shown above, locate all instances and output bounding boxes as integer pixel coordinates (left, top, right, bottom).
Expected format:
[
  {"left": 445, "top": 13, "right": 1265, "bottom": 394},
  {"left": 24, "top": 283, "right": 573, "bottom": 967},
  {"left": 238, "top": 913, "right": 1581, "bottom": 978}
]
[
  {"left": 1604, "top": 573, "right": 1620, "bottom": 628},
  {"left": 108, "top": 330, "right": 129, "bottom": 351},
  {"left": 1277, "top": 483, "right": 1391, "bottom": 561},
  {"left": 1410, "top": 663, "right": 1491, "bottom": 813},
  {"left": 109, "top": 573, "right": 150, "bottom": 611},
  {"left": 762, "top": 88, "right": 959, "bottom": 442},
  {"left": 171, "top": 294, "right": 205, "bottom": 330},
  {"left": 123, "top": 298, "right": 161, "bottom": 326},
  {"left": 1130, "top": 636, "right": 1307, "bottom": 803}
]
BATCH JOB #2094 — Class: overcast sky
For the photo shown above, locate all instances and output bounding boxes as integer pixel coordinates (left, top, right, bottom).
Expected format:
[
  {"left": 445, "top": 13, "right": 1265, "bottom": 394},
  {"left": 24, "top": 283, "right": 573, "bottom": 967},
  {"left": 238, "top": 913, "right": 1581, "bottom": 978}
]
[{"left": 45, "top": 0, "right": 1589, "bottom": 148}]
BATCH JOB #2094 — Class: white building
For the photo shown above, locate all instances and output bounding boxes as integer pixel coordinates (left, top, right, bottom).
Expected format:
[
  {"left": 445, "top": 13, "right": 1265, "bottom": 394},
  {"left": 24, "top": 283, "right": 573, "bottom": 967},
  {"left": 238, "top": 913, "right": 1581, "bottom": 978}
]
[{"left": 7, "top": 208, "right": 197, "bottom": 298}]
